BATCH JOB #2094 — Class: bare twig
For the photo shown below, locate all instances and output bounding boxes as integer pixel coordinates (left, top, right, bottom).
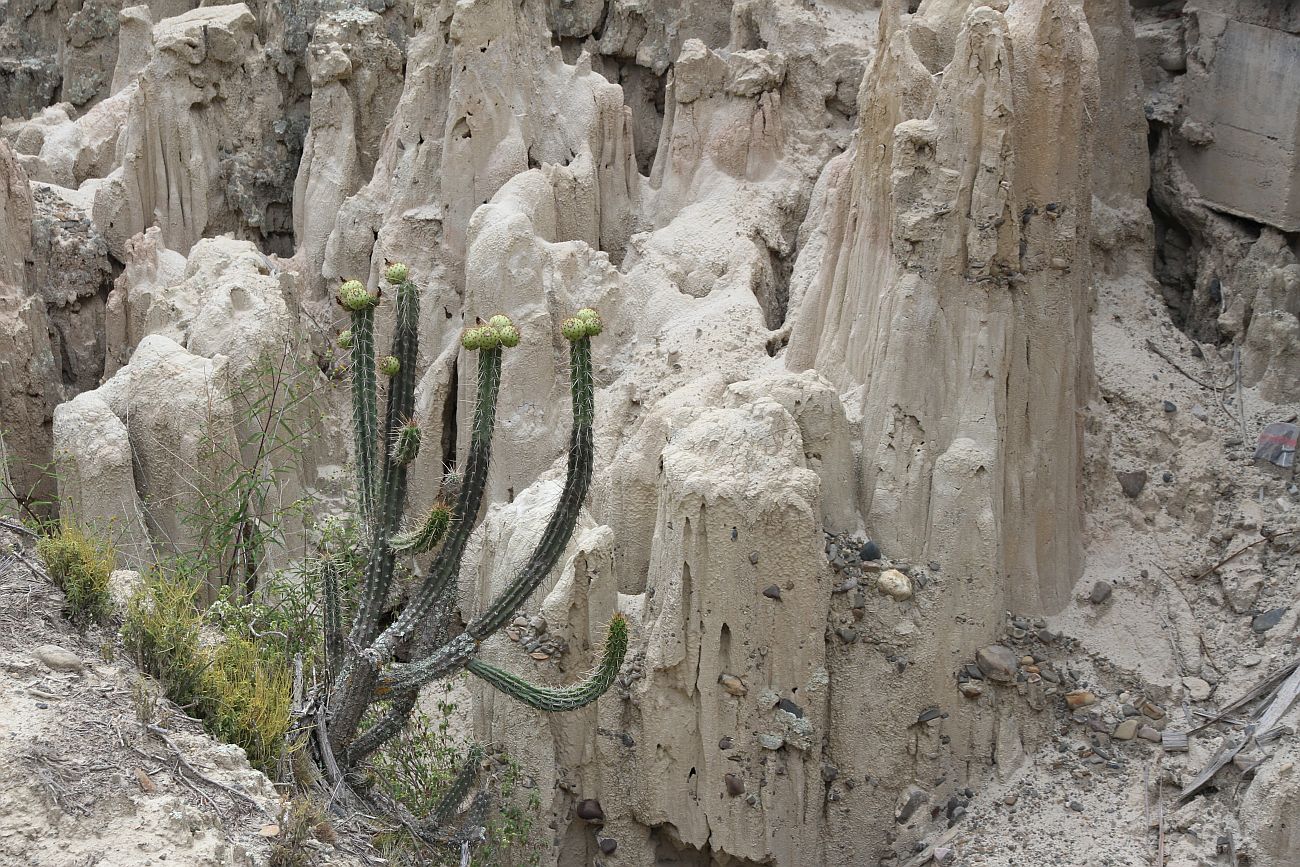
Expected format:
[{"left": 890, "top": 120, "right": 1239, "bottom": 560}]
[
  {"left": 1190, "top": 529, "right": 1299, "bottom": 582},
  {"left": 1233, "top": 347, "right": 1248, "bottom": 445},
  {"left": 1190, "top": 659, "right": 1299, "bottom": 734},
  {"left": 1144, "top": 339, "right": 1235, "bottom": 390},
  {"left": 0, "top": 517, "right": 37, "bottom": 538}
]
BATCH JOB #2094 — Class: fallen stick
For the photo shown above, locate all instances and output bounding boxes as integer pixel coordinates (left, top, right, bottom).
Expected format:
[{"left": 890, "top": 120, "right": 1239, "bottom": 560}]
[
  {"left": 0, "top": 517, "right": 37, "bottom": 537},
  {"left": 1190, "top": 659, "right": 1300, "bottom": 735},
  {"left": 1191, "top": 529, "right": 1299, "bottom": 583}
]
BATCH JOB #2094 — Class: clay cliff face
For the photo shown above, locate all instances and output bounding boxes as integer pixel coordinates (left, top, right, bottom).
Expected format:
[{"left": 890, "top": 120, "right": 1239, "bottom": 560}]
[{"left": 2, "top": 0, "right": 1299, "bottom": 864}]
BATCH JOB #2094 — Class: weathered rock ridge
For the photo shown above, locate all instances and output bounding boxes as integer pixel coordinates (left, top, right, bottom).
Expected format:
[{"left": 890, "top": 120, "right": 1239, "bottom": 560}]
[{"left": 1, "top": 0, "right": 1298, "bottom": 864}]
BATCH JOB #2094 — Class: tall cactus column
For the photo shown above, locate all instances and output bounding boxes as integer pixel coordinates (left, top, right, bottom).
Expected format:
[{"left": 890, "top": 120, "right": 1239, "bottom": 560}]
[{"left": 308, "top": 276, "right": 626, "bottom": 845}]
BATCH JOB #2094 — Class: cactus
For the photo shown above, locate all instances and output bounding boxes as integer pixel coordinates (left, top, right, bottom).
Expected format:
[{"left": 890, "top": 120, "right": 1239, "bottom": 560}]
[{"left": 298, "top": 268, "right": 624, "bottom": 849}]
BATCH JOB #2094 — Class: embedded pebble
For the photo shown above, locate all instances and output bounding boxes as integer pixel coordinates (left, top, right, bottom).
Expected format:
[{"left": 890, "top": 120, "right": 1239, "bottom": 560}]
[
  {"left": 975, "top": 645, "right": 1018, "bottom": 683},
  {"left": 876, "top": 569, "right": 913, "bottom": 601},
  {"left": 1182, "top": 676, "right": 1212, "bottom": 701},
  {"left": 1088, "top": 581, "right": 1112, "bottom": 604},
  {"left": 719, "top": 674, "right": 747, "bottom": 697},
  {"left": 1065, "top": 690, "right": 1097, "bottom": 709}
]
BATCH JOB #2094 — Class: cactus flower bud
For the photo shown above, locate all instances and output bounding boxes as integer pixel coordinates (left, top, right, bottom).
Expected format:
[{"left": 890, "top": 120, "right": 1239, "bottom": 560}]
[
  {"left": 561, "top": 317, "right": 586, "bottom": 342},
  {"left": 573, "top": 307, "right": 603, "bottom": 336},
  {"left": 337, "top": 329, "right": 353, "bottom": 349},
  {"left": 461, "top": 326, "right": 484, "bottom": 351},
  {"left": 478, "top": 326, "right": 501, "bottom": 350},
  {"left": 497, "top": 324, "right": 521, "bottom": 348},
  {"left": 384, "top": 262, "right": 410, "bottom": 284},
  {"left": 488, "top": 314, "right": 512, "bottom": 329},
  {"left": 379, "top": 355, "right": 400, "bottom": 377},
  {"left": 337, "top": 280, "right": 373, "bottom": 310}
]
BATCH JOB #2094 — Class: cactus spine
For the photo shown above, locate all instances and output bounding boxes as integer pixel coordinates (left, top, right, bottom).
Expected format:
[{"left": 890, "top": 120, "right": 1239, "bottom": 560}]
[{"left": 305, "top": 269, "right": 624, "bottom": 848}]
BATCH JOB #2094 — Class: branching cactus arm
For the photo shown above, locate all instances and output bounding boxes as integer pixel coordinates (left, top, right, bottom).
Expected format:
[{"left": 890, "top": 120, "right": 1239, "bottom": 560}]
[
  {"left": 348, "top": 267, "right": 421, "bottom": 650},
  {"left": 309, "top": 278, "right": 618, "bottom": 842},
  {"left": 465, "top": 613, "right": 627, "bottom": 712},
  {"left": 373, "top": 314, "right": 602, "bottom": 696},
  {"left": 337, "top": 280, "right": 379, "bottom": 523}
]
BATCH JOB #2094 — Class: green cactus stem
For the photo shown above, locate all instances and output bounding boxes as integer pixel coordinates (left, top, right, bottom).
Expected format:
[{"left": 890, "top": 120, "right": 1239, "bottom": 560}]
[
  {"left": 351, "top": 345, "right": 503, "bottom": 676},
  {"left": 306, "top": 299, "right": 618, "bottom": 835},
  {"left": 423, "top": 745, "right": 484, "bottom": 832},
  {"left": 465, "top": 332, "right": 594, "bottom": 639},
  {"left": 374, "top": 332, "right": 595, "bottom": 695},
  {"left": 391, "top": 422, "right": 421, "bottom": 466},
  {"left": 464, "top": 614, "right": 627, "bottom": 712},
  {"left": 390, "top": 502, "right": 452, "bottom": 554},
  {"left": 344, "top": 297, "right": 379, "bottom": 523},
  {"left": 322, "top": 555, "right": 345, "bottom": 677},
  {"left": 345, "top": 273, "right": 420, "bottom": 654}
]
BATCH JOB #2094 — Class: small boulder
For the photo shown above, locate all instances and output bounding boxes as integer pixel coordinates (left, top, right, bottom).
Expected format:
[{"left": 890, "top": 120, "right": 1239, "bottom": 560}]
[
  {"left": 1088, "top": 581, "right": 1112, "bottom": 604},
  {"left": 575, "top": 799, "right": 604, "bottom": 822},
  {"left": 719, "top": 674, "right": 747, "bottom": 697},
  {"left": 975, "top": 645, "right": 1018, "bottom": 683},
  {"left": 32, "top": 645, "right": 84, "bottom": 672},
  {"left": 1252, "top": 607, "right": 1286, "bottom": 633},
  {"left": 724, "top": 774, "right": 745, "bottom": 796},
  {"left": 1065, "top": 690, "right": 1097, "bottom": 709},
  {"left": 895, "top": 785, "right": 929, "bottom": 824},
  {"left": 876, "top": 569, "right": 913, "bottom": 601},
  {"left": 1182, "top": 676, "right": 1212, "bottom": 701},
  {"left": 1116, "top": 470, "right": 1148, "bottom": 499},
  {"left": 1113, "top": 719, "right": 1139, "bottom": 740}
]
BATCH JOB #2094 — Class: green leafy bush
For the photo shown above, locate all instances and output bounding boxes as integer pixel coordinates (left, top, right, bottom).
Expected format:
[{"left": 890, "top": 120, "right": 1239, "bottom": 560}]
[{"left": 38, "top": 524, "right": 114, "bottom": 626}]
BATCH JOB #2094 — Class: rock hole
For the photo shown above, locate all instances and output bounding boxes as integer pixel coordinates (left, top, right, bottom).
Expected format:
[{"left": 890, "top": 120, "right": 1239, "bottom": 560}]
[
  {"left": 591, "top": 56, "right": 666, "bottom": 176},
  {"left": 439, "top": 357, "right": 459, "bottom": 496}
]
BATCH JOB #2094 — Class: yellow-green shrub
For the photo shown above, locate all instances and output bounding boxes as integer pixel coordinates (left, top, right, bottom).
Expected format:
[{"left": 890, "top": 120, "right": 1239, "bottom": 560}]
[
  {"left": 122, "top": 565, "right": 294, "bottom": 774},
  {"left": 121, "top": 568, "right": 208, "bottom": 707},
  {"left": 198, "top": 635, "right": 292, "bottom": 772},
  {"left": 38, "top": 525, "right": 114, "bottom": 626}
]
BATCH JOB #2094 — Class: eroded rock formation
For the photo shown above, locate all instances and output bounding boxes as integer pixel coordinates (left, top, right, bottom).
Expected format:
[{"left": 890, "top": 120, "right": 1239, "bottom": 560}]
[{"left": 2, "top": 0, "right": 1299, "bottom": 863}]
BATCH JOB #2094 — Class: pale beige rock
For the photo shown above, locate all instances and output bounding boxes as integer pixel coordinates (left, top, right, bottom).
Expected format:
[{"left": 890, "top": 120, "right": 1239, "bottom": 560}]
[
  {"left": 291, "top": 8, "right": 403, "bottom": 298},
  {"left": 93, "top": 5, "right": 290, "bottom": 259},
  {"left": 111, "top": 6, "right": 155, "bottom": 95},
  {"left": 787, "top": 0, "right": 1096, "bottom": 616},
  {"left": 103, "top": 227, "right": 188, "bottom": 378},
  {"left": 876, "top": 568, "right": 913, "bottom": 602},
  {"left": 53, "top": 392, "right": 152, "bottom": 568},
  {"left": 0, "top": 142, "right": 60, "bottom": 514}
]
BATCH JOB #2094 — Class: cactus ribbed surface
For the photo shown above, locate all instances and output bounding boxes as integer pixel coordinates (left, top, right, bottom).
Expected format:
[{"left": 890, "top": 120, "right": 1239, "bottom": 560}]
[
  {"left": 389, "top": 502, "right": 451, "bottom": 554},
  {"left": 300, "top": 267, "right": 625, "bottom": 847},
  {"left": 465, "top": 614, "right": 627, "bottom": 711}
]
